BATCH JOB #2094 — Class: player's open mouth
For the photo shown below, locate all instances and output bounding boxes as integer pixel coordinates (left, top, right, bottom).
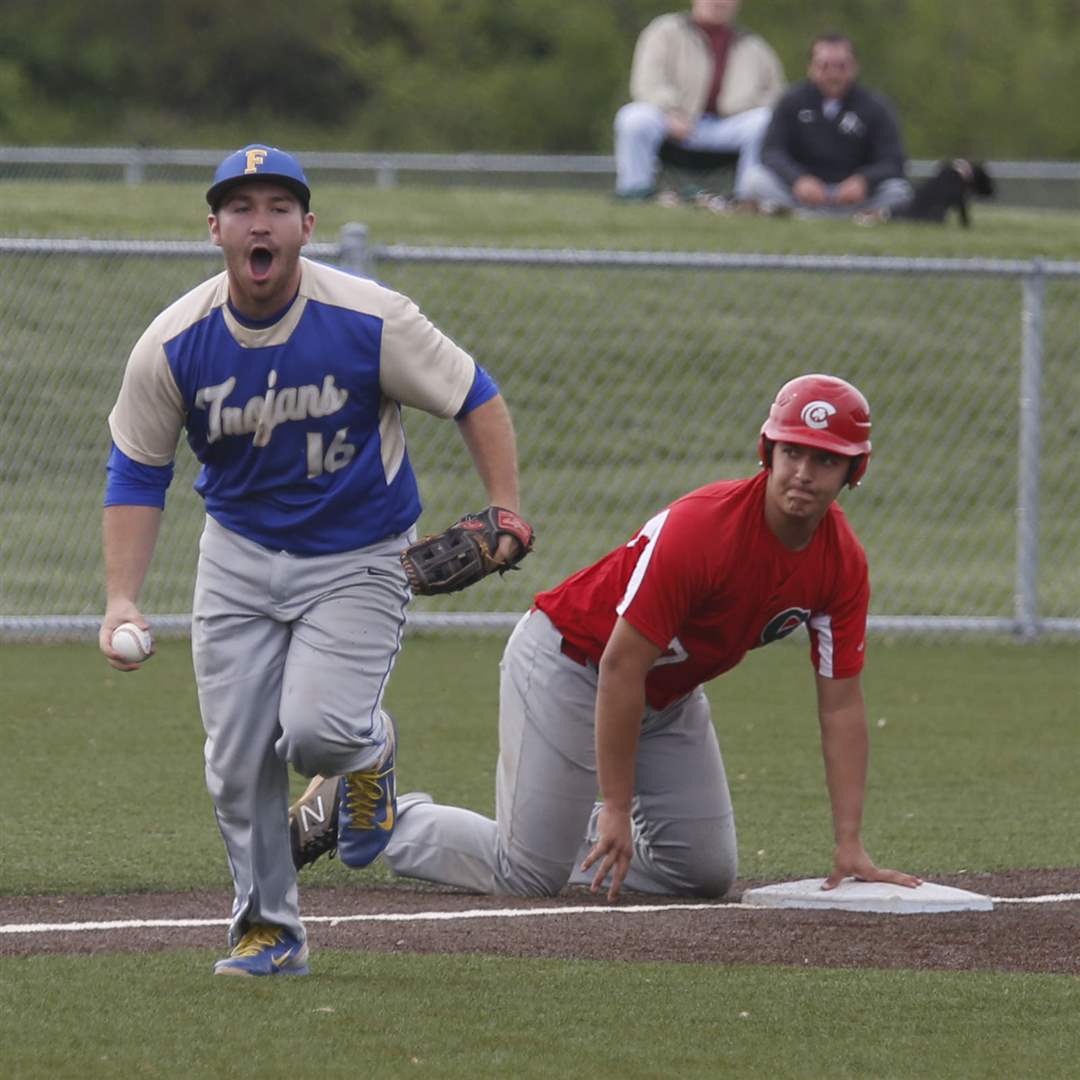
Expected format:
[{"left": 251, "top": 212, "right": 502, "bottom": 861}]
[{"left": 249, "top": 247, "right": 274, "bottom": 281}]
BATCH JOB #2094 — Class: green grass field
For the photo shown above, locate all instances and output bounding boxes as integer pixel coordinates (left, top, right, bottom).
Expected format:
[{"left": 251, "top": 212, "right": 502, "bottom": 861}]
[
  {"left": 4, "top": 953, "right": 1078, "bottom": 1080},
  {"left": 4, "top": 636, "right": 1077, "bottom": 895},
  {"left": 4, "top": 178, "right": 1080, "bottom": 259},
  {"left": 2, "top": 636, "right": 1078, "bottom": 1078},
  {"left": 2, "top": 181, "right": 1079, "bottom": 1078}
]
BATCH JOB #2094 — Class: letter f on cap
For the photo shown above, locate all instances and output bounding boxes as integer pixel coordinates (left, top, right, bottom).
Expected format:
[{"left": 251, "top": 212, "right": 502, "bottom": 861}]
[{"left": 245, "top": 148, "right": 268, "bottom": 174}]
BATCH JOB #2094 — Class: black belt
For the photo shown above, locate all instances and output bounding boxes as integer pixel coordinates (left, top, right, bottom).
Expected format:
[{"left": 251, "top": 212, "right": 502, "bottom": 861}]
[{"left": 560, "top": 637, "right": 594, "bottom": 668}]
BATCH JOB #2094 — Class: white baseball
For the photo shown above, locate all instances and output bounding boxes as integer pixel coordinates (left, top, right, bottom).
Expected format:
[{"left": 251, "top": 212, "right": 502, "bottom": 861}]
[{"left": 111, "top": 622, "right": 153, "bottom": 664}]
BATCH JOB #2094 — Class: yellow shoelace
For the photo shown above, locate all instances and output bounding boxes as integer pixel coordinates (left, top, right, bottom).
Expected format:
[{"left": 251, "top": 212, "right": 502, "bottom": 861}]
[
  {"left": 343, "top": 767, "right": 390, "bottom": 829},
  {"left": 230, "top": 924, "right": 283, "bottom": 957}
]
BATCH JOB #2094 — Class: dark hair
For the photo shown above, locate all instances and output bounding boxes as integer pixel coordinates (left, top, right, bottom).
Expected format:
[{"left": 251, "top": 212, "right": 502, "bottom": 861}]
[{"left": 809, "top": 32, "right": 856, "bottom": 60}]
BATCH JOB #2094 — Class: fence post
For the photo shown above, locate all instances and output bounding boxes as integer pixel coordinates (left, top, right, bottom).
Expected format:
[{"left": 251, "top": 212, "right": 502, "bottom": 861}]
[
  {"left": 124, "top": 148, "right": 146, "bottom": 185},
  {"left": 1015, "top": 260, "right": 1045, "bottom": 640},
  {"left": 339, "top": 223, "right": 373, "bottom": 278}
]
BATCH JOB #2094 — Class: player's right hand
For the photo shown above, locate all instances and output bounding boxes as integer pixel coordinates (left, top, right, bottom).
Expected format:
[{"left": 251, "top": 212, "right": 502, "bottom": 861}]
[
  {"left": 99, "top": 605, "right": 152, "bottom": 672},
  {"left": 822, "top": 839, "right": 923, "bottom": 891},
  {"left": 580, "top": 803, "right": 634, "bottom": 903}
]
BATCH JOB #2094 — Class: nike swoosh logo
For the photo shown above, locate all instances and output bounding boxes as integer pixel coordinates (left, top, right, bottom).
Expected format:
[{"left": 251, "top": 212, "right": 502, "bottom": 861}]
[
  {"left": 272, "top": 948, "right": 295, "bottom": 969},
  {"left": 378, "top": 768, "right": 396, "bottom": 832}
]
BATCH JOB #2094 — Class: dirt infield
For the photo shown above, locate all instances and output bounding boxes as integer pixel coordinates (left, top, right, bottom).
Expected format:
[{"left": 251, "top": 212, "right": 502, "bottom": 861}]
[{"left": 3, "top": 869, "right": 1078, "bottom": 974}]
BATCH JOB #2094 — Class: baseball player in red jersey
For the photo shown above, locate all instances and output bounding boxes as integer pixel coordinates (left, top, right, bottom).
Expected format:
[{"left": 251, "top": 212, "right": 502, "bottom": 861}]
[{"left": 295, "top": 374, "right": 921, "bottom": 901}]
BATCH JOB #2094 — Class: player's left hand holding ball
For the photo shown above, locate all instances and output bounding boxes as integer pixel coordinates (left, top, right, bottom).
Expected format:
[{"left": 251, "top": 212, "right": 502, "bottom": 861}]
[{"left": 100, "top": 614, "right": 155, "bottom": 671}]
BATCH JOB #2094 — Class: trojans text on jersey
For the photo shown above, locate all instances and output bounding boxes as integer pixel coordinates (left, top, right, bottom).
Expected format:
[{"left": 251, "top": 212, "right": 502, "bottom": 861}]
[{"left": 194, "top": 371, "right": 349, "bottom": 447}]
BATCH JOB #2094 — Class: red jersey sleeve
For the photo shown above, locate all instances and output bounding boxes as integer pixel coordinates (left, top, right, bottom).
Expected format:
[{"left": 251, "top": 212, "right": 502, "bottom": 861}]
[
  {"left": 808, "top": 526, "right": 869, "bottom": 679},
  {"left": 614, "top": 501, "right": 713, "bottom": 653}
]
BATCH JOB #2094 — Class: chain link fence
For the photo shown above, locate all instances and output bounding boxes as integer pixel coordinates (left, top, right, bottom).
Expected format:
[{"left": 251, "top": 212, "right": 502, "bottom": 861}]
[{"left": 2, "top": 230, "right": 1078, "bottom": 641}]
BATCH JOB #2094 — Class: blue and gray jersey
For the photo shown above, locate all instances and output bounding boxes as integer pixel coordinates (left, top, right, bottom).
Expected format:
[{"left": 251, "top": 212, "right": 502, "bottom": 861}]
[{"left": 107, "top": 257, "right": 496, "bottom": 555}]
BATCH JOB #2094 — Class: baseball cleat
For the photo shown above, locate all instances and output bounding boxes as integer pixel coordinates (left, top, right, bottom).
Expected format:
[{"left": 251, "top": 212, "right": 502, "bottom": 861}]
[
  {"left": 337, "top": 711, "right": 398, "bottom": 868},
  {"left": 288, "top": 774, "right": 341, "bottom": 870},
  {"left": 213, "top": 924, "right": 310, "bottom": 977}
]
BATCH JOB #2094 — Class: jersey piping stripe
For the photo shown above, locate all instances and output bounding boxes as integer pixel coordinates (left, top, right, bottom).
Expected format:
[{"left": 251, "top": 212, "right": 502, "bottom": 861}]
[
  {"left": 615, "top": 509, "right": 670, "bottom": 617},
  {"left": 809, "top": 611, "right": 834, "bottom": 677},
  {"left": 377, "top": 397, "right": 406, "bottom": 483}
]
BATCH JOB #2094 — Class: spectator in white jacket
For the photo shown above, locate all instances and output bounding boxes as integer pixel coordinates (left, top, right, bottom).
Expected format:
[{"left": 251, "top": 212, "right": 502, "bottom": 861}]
[{"left": 614, "top": 0, "right": 785, "bottom": 201}]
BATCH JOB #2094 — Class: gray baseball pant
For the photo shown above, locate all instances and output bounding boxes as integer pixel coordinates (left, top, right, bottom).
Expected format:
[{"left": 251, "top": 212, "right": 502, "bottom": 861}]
[
  {"left": 192, "top": 515, "right": 411, "bottom": 944},
  {"left": 384, "top": 608, "right": 737, "bottom": 897}
]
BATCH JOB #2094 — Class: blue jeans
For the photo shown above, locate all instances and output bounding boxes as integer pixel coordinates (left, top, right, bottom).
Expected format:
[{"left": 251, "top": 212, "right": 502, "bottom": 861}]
[
  {"left": 614, "top": 101, "right": 772, "bottom": 198},
  {"left": 742, "top": 164, "right": 914, "bottom": 216}
]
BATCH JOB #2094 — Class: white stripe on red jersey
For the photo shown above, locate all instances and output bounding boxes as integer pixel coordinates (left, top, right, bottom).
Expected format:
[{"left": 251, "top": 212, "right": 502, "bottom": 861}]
[
  {"left": 809, "top": 612, "right": 835, "bottom": 678},
  {"left": 616, "top": 509, "right": 670, "bottom": 616}
]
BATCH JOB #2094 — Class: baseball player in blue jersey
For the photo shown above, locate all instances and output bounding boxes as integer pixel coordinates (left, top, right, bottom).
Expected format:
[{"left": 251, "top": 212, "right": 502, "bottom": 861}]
[{"left": 99, "top": 144, "right": 528, "bottom": 976}]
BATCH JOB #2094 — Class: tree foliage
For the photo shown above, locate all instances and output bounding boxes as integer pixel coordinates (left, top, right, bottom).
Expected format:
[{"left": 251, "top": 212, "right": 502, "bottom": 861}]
[{"left": 1, "top": 0, "right": 1079, "bottom": 157}]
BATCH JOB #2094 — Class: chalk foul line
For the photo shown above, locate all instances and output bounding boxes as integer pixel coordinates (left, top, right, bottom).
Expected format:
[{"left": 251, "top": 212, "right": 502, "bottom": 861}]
[{"left": 2, "top": 893, "right": 1077, "bottom": 936}]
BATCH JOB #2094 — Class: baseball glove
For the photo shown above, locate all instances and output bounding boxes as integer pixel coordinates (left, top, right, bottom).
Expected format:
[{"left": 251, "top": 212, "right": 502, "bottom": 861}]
[{"left": 401, "top": 506, "right": 534, "bottom": 596}]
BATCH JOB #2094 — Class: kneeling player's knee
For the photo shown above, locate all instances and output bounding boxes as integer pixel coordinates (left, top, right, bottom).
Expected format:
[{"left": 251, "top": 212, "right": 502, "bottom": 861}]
[
  {"left": 691, "top": 851, "right": 737, "bottom": 899},
  {"left": 691, "top": 825, "right": 738, "bottom": 897},
  {"left": 495, "top": 857, "right": 567, "bottom": 898},
  {"left": 649, "top": 821, "right": 737, "bottom": 898},
  {"left": 651, "top": 851, "right": 736, "bottom": 898}
]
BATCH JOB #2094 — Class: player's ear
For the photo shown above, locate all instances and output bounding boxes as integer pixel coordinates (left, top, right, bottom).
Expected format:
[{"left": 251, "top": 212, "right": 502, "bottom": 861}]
[
  {"left": 208, "top": 213, "right": 222, "bottom": 247},
  {"left": 302, "top": 211, "right": 316, "bottom": 244}
]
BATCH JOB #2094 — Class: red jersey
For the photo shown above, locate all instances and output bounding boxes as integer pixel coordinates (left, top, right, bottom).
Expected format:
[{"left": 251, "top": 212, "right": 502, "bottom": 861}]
[
  {"left": 534, "top": 473, "right": 869, "bottom": 709},
  {"left": 696, "top": 22, "right": 733, "bottom": 116}
]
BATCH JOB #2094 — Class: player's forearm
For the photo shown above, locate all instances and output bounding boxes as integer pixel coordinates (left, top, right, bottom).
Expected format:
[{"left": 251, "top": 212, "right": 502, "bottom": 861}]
[
  {"left": 103, "top": 505, "right": 163, "bottom": 607},
  {"left": 819, "top": 706, "right": 870, "bottom": 844},
  {"left": 594, "top": 667, "right": 646, "bottom": 813},
  {"left": 456, "top": 394, "right": 520, "bottom": 510}
]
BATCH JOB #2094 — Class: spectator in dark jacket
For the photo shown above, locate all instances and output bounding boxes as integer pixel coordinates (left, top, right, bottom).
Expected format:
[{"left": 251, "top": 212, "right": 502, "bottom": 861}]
[{"left": 743, "top": 33, "right": 912, "bottom": 218}]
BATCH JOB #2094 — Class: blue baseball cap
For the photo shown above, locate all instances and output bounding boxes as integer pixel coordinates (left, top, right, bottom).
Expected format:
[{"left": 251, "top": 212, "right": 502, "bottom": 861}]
[{"left": 206, "top": 144, "right": 311, "bottom": 212}]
